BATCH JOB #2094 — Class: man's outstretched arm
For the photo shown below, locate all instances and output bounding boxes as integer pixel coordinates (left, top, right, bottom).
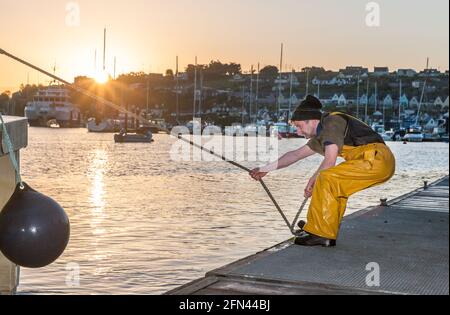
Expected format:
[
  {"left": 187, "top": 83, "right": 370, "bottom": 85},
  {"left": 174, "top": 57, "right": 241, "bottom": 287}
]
[{"left": 250, "top": 145, "right": 316, "bottom": 181}]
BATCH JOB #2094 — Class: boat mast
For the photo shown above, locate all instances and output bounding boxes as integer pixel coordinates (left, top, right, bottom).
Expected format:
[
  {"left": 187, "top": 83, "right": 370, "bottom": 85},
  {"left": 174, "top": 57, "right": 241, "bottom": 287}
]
[
  {"left": 241, "top": 85, "right": 245, "bottom": 125},
  {"left": 193, "top": 56, "right": 197, "bottom": 120},
  {"left": 113, "top": 56, "right": 116, "bottom": 80},
  {"left": 249, "top": 65, "right": 254, "bottom": 123},
  {"left": 415, "top": 80, "right": 427, "bottom": 127},
  {"left": 288, "top": 69, "right": 294, "bottom": 120},
  {"left": 122, "top": 87, "right": 128, "bottom": 133},
  {"left": 317, "top": 80, "right": 320, "bottom": 100},
  {"left": 305, "top": 68, "right": 310, "bottom": 96},
  {"left": 146, "top": 76, "right": 150, "bottom": 119},
  {"left": 383, "top": 93, "right": 386, "bottom": 129},
  {"left": 255, "top": 62, "right": 260, "bottom": 123},
  {"left": 374, "top": 81, "right": 378, "bottom": 113},
  {"left": 365, "top": 79, "right": 369, "bottom": 123},
  {"left": 176, "top": 56, "right": 179, "bottom": 122},
  {"left": 199, "top": 67, "right": 203, "bottom": 117},
  {"left": 103, "top": 28, "right": 106, "bottom": 72},
  {"left": 415, "top": 58, "right": 429, "bottom": 127},
  {"left": 277, "top": 43, "right": 283, "bottom": 120},
  {"left": 356, "top": 73, "right": 360, "bottom": 119},
  {"left": 398, "top": 79, "right": 402, "bottom": 128}
]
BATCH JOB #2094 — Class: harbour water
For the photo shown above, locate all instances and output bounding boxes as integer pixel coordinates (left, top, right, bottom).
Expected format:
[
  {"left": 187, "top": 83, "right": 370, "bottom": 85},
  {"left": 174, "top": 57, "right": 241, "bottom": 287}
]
[{"left": 17, "top": 128, "right": 449, "bottom": 294}]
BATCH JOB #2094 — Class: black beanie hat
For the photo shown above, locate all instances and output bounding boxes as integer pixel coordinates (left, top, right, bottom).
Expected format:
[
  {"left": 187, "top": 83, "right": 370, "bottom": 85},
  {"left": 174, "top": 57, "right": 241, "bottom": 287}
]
[{"left": 291, "top": 95, "right": 323, "bottom": 121}]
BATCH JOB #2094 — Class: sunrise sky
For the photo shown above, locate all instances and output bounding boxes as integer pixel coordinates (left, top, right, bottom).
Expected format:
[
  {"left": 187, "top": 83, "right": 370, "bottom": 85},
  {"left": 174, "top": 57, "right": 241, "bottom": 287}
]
[{"left": 0, "top": 0, "right": 448, "bottom": 92}]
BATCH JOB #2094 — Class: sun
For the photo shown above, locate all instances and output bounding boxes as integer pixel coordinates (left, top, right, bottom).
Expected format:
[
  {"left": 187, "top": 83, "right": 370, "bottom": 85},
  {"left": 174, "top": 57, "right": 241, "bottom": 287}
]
[{"left": 94, "top": 71, "right": 109, "bottom": 84}]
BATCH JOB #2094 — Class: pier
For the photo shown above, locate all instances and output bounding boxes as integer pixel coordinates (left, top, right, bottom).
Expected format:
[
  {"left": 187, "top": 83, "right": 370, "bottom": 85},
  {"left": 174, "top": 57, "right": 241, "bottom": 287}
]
[
  {"left": 167, "top": 176, "right": 449, "bottom": 295},
  {"left": 0, "top": 115, "right": 28, "bottom": 295}
]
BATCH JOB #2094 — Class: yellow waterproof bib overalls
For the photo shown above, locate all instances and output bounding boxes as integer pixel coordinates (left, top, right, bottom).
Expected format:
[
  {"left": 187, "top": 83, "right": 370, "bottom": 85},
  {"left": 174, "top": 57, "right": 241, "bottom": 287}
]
[{"left": 303, "top": 114, "right": 396, "bottom": 240}]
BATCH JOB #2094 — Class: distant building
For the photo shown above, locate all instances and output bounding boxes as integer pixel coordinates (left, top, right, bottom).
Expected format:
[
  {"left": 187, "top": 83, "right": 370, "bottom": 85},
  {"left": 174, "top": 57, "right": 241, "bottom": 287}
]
[
  {"left": 412, "top": 81, "right": 422, "bottom": 89},
  {"left": 368, "top": 94, "right": 378, "bottom": 107},
  {"left": 339, "top": 66, "right": 369, "bottom": 78},
  {"left": 434, "top": 97, "right": 444, "bottom": 107},
  {"left": 274, "top": 77, "right": 289, "bottom": 85},
  {"left": 231, "top": 74, "right": 245, "bottom": 82},
  {"left": 311, "top": 76, "right": 350, "bottom": 86},
  {"left": 290, "top": 94, "right": 300, "bottom": 106},
  {"left": 301, "top": 67, "right": 327, "bottom": 75},
  {"left": 175, "top": 72, "right": 189, "bottom": 81},
  {"left": 419, "top": 69, "right": 441, "bottom": 77},
  {"left": 338, "top": 94, "right": 347, "bottom": 106},
  {"left": 397, "top": 69, "right": 417, "bottom": 77},
  {"left": 400, "top": 94, "right": 409, "bottom": 107},
  {"left": 274, "top": 74, "right": 299, "bottom": 86},
  {"left": 443, "top": 96, "right": 449, "bottom": 109},
  {"left": 383, "top": 95, "right": 394, "bottom": 108},
  {"left": 331, "top": 94, "right": 340, "bottom": 103},
  {"left": 359, "top": 94, "right": 368, "bottom": 105},
  {"left": 290, "top": 75, "right": 300, "bottom": 86},
  {"left": 424, "top": 118, "right": 439, "bottom": 131},
  {"left": 409, "top": 97, "right": 419, "bottom": 108},
  {"left": 311, "top": 77, "right": 321, "bottom": 85},
  {"left": 373, "top": 67, "right": 390, "bottom": 76}
]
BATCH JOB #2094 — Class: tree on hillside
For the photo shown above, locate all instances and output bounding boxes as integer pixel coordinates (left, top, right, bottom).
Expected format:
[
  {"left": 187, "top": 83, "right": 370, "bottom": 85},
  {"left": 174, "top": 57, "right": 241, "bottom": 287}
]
[
  {"left": 260, "top": 65, "right": 279, "bottom": 81},
  {"left": 165, "top": 69, "right": 174, "bottom": 78}
]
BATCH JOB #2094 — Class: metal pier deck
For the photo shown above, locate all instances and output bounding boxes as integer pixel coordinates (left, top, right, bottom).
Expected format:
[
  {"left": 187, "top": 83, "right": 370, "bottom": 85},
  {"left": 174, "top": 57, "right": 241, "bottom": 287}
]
[{"left": 167, "top": 176, "right": 449, "bottom": 295}]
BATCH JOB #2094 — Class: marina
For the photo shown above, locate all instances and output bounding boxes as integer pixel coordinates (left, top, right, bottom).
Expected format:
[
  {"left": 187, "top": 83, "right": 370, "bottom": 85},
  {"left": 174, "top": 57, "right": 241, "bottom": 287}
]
[
  {"left": 0, "top": 126, "right": 446, "bottom": 295},
  {"left": 0, "top": 0, "right": 448, "bottom": 298}
]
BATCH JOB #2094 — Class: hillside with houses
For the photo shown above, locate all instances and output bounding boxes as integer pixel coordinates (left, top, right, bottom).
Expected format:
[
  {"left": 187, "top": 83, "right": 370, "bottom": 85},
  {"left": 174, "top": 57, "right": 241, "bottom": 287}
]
[{"left": 1, "top": 63, "right": 448, "bottom": 133}]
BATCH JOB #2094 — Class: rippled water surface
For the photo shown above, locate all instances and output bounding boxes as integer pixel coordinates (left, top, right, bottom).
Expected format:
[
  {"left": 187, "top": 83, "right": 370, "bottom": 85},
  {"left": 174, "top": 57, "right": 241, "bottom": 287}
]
[{"left": 17, "top": 128, "right": 449, "bottom": 294}]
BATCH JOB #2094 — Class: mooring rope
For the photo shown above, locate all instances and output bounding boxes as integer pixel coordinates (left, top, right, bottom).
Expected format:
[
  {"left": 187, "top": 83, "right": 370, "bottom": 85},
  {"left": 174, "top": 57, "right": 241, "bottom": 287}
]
[
  {"left": 177, "top": 135, "right": 308, "bottom": 235},
  {"left": 0, "top": 113, "right": 24, "bottom": 188}
]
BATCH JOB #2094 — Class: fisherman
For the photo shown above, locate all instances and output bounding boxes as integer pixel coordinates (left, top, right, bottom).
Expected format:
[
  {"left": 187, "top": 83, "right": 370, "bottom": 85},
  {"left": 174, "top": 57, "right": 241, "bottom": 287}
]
[{"left": 250, "top": 95, "right": 396, "bottom": 247}]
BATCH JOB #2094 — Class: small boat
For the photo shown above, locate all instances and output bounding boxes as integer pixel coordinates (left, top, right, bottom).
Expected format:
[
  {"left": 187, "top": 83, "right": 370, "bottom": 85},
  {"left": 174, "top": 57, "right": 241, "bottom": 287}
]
[
  {"left": 403, "top": 128, "right": 424, "bottom": 142},
  {"left": 114, "top": 128, "right": 154, "bottom": 143},
  {"left": 423, "top": 133, "right": 442, "bottom": 142},
  {"left": 380, "top": 130, "right": 395, "bottom": 142}
]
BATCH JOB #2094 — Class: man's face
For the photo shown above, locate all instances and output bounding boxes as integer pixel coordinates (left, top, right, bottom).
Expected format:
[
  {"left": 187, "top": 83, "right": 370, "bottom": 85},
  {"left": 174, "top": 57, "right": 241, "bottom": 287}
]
[{"left": 292, "top": 120, "right": 318, "bottom": 139}]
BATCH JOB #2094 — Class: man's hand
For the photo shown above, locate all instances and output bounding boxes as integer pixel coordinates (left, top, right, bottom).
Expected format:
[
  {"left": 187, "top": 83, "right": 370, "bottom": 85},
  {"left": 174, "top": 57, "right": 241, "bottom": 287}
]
[
  {"left": 249, "top": 168, "right": 268, "bottom": 181},
  {"left": 304, "top": 176, "right": 317, "bottom": 198}
]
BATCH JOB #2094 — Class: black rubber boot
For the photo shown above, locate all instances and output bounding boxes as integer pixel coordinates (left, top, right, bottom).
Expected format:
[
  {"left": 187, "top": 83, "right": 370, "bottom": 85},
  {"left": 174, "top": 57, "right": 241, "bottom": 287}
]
[{"left": 294, "top": 231, "right": 336, "bottom": 247}]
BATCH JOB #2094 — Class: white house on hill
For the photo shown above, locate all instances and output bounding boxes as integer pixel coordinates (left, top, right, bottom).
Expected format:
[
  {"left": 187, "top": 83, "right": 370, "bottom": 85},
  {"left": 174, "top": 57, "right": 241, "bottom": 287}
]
[
  {"left": 383, "top": 95, "right": 393, "bottom": 108},
  {"left": 338, "top": 94, "right": 347, "bottom": 106},
  {"left": 443, "top": 96, "right": 449, "bottom": 109},
  {"left": 359, "top": 94, "right": 368, "bottom": 105},
  {"left": 434, "top": 97, "right": 444, "bottom": 107},
  {"left": 409, "top": 97, "right": 419, "bottom": 108},
  {"left": 400, "top": 94, "right": 409, "bottom": 107},
  {"left": 397, "top": 69, "right": 417, "bottom": 77}
]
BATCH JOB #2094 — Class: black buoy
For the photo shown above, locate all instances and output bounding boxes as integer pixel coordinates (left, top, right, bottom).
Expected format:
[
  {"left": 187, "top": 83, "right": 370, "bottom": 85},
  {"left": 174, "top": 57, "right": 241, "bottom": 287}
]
[{"left": 0, "top": 183, "right": 70, "bottom": 268}]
